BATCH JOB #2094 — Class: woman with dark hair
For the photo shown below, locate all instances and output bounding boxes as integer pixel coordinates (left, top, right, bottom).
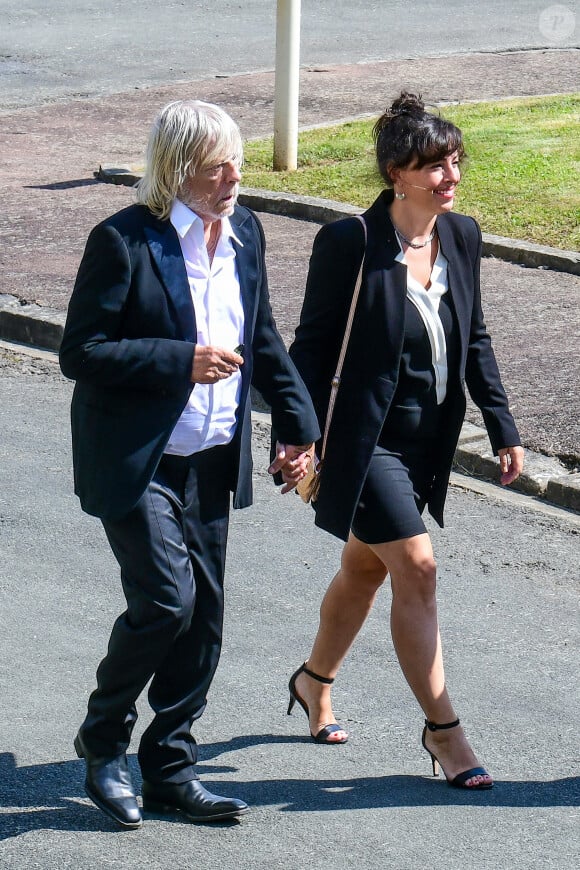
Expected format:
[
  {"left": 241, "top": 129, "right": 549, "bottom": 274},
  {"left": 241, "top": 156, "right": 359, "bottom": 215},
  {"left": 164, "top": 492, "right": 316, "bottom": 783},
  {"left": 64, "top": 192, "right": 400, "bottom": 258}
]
[{"left": 286, "top": 93, "right": 524, "bottom": 789}]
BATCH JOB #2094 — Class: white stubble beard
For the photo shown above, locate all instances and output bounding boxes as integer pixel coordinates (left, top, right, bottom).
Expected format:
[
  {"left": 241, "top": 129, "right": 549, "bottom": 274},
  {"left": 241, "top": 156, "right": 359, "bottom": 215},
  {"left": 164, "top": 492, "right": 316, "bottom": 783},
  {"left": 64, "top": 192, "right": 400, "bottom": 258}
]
[{"left": 180, "top": 184, "right": 239, "bottom": 222}]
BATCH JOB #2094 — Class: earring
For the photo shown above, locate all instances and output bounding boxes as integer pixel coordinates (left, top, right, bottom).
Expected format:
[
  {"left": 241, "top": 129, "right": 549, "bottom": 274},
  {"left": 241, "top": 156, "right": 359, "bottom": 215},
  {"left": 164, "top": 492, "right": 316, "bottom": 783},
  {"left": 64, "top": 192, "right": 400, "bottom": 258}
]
[{"left": 395, "top": 191, "right": 406, "bottom": 200}]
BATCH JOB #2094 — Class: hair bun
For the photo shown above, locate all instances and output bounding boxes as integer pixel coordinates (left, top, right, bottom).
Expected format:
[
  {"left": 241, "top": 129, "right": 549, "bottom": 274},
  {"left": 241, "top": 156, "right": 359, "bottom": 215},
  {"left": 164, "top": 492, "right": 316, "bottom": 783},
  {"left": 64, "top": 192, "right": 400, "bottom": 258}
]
[{"left": 389, "top": 92, "right": 425, "bottom": 117}]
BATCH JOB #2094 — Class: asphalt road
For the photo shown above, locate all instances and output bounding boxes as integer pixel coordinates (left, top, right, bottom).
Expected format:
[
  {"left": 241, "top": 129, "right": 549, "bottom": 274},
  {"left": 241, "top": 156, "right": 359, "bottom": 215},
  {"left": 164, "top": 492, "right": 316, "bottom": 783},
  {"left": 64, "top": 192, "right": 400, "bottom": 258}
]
[
  {"left": 1, "top": 0, "right": 578, "bottom": 108},
  {"left": 1, "top": 47, "right": 579, "bottom": 464},
  {"left": 0, "top": 8, "right": 579, "bottom": 862},
  {"left": 0, "top": 348, "right": 579, "bottom": 869}
]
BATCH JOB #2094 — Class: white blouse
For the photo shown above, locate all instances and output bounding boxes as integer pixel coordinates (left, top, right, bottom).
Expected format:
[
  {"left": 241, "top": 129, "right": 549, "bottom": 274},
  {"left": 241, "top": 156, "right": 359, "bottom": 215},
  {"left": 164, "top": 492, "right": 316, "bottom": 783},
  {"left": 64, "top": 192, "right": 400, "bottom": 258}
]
[{"left": 395, "top": 245, "right": 450, "bottom": 404}]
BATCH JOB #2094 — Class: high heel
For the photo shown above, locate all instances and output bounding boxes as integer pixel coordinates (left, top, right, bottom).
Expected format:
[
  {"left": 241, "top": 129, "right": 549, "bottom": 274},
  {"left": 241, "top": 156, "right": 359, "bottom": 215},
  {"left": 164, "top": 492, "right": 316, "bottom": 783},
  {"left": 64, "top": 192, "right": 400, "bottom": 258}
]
[
  {"left": 288, "top": 662, "right": 348, "bottom": 745},
  {"left": 421, "top": 718, "right": 493, "bottom": 789}
]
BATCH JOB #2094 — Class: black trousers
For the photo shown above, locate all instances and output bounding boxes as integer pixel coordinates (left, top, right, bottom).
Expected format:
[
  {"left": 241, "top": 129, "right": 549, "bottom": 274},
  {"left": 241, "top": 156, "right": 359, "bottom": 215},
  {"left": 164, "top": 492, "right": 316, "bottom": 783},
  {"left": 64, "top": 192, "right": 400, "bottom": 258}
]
[{"left": 80, "top": 444, "right": 234, "bottom": 784}]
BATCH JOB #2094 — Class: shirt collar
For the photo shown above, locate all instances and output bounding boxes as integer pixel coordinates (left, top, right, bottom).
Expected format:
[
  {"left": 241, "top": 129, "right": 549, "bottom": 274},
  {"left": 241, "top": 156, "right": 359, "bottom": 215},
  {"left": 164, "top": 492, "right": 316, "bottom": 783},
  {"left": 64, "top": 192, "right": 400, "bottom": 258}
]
[
  {"left": 395, "top": 243, "right": 447, "bottom": 271},
  {"left": 170, "top": 199, "right": 243, "bottom": 247}
]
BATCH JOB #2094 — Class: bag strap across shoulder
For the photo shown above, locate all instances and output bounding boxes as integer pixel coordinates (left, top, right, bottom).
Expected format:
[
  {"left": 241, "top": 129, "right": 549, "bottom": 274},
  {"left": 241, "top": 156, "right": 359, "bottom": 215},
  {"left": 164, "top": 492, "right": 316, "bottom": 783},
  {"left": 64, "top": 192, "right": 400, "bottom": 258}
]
[{"left": 318, "top": 215, "right": 367, "bottom": 463}]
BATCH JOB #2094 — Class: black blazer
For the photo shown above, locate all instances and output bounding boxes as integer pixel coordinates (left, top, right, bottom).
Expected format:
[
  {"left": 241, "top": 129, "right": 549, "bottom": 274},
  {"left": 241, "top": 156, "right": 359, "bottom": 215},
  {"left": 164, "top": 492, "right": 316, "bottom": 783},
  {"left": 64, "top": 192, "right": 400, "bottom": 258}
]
[
  {"left": 289, "top": 190, "right": 521, "bottom": 542},
  {"left": 60, "top": 203, "right": 320, "bottom": 520}
]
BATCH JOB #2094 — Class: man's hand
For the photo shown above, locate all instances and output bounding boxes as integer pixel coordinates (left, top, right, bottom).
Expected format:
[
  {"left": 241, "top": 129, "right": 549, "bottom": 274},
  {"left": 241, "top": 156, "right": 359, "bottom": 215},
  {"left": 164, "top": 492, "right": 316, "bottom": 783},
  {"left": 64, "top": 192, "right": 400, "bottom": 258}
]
[
  {"left": 268, "top": 441, "right": 315, "bottom": 494},
  {"left": 498, "top": 445, "right": 525, "bottom": 486},
  {"left": 191, "top": 346, "right": 243, "bottom": 384}
]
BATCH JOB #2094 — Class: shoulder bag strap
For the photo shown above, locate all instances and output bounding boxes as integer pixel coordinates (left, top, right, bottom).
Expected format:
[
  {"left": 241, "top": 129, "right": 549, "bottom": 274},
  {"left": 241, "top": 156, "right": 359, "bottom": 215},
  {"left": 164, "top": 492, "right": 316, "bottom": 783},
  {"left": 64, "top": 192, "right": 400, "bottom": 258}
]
[{"left": 317, "top": 215, "right": 367, "bottom": 466}]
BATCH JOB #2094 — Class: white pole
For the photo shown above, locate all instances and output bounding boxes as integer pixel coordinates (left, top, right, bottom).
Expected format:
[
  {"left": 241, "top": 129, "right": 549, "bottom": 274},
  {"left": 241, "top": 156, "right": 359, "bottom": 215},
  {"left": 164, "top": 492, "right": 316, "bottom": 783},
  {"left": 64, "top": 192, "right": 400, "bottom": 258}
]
[{"left": 273, "top": 0, "right": 301, "bottom": 171}]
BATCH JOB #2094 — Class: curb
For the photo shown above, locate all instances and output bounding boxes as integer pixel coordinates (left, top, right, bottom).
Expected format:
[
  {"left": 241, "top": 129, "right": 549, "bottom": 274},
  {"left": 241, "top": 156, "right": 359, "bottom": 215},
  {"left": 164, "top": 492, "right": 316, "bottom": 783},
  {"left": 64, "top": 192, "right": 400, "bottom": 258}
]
[
  {"left": 97, "top": 167, "right": 580, "bottom": 276},
  {"left": 454, "top": 422, "right": 580, "bottom": 512},
  {"left": 1, "top": 174, "right": 578, "bottom": 517},
  {"left": 238, "top": 188, "right": 580, "bottom": 276},
  {"left": 256, "top": 394, "right": 579, "bottom": 513},
  {"left": 0, "top": 294, "right": 65, "bottom": 351},
  {"left": 1, "top": 313, "right": 578, "bottom": 516}
]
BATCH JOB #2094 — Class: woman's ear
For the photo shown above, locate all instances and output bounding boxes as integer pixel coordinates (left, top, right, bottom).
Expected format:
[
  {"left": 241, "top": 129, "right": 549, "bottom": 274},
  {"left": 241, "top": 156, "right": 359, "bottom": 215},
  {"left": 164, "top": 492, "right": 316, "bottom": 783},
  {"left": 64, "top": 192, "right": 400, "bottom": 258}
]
[{"left": 386, "top": 161, "right": 399, "bottom": 186}]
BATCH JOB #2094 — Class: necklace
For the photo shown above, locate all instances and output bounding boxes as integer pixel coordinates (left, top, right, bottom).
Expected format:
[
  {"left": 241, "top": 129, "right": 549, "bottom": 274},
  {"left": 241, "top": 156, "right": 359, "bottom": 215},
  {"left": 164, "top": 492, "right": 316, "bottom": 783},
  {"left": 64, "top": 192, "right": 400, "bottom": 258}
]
[{"left": 394, "top": 225, "right": 436, "bottom": 249}]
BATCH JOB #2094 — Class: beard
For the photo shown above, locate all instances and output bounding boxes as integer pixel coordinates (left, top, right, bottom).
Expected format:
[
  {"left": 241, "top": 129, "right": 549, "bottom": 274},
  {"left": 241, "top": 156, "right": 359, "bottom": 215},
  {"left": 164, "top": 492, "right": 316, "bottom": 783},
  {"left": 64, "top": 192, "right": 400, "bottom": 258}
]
[{"left": 179, "top": 185, "right": 239, "bottom": 222}]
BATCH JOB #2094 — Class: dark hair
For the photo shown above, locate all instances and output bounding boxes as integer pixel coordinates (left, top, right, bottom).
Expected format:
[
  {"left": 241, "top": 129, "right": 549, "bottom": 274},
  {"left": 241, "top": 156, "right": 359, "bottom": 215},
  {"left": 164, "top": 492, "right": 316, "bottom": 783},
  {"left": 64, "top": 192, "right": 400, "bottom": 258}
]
[{"left": 373, "top": 92, "right": 465, "bottom": 186}]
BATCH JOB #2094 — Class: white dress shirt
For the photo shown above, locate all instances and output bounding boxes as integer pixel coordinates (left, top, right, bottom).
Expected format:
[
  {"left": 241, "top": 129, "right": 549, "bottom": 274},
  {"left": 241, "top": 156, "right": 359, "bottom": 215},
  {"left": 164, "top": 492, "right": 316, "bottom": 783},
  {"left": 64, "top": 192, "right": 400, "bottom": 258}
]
[
  {"left": 164, "top": 199, "right": 245, "bottom": 455},
  {"left": 395, "top": 244, "right": 450, "bottom": 404}
]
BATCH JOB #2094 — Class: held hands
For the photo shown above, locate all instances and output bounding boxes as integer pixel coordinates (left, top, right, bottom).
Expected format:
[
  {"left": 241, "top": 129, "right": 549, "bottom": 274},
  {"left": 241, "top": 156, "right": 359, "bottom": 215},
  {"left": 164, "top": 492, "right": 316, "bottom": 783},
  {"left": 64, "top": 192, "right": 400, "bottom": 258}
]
[
  {"left": 268, "top": 442, "right": 315, "bottom": 494},
  {"left": 191, "top": 345, "right": 243, "bottom": 384},
  {"left": 498, "top": 445, "right": 525, "bottom": 486}
]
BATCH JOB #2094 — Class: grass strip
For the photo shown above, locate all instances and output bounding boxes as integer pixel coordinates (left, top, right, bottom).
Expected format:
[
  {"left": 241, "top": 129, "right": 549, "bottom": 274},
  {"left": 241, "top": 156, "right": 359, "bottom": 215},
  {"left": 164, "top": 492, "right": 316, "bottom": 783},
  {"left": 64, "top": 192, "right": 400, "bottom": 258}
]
[{"left": 242, "top": 95, "right": 580, "bottom": 251}]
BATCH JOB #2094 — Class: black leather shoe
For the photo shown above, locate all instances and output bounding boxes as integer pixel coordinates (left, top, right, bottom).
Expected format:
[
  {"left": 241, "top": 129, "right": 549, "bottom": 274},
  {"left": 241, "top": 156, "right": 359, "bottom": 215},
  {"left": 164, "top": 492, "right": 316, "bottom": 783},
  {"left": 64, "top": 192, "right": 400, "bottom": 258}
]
[
  {"left": 142, "top": 778, "right": 249, "bottom": 822},
  {"left": 74, "top": 731, "right": 142, "bottom": 829}
]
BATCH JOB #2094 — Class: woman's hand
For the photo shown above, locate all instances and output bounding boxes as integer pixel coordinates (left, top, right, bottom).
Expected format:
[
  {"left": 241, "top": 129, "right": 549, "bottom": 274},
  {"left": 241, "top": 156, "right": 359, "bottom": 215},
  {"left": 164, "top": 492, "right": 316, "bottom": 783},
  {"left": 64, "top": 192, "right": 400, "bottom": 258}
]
[
  {"left": 269, "top": 442, "right": 315, "bottom": 494},
  {"left": 498, "top": 446, "right": 525, "bottom": 486}
]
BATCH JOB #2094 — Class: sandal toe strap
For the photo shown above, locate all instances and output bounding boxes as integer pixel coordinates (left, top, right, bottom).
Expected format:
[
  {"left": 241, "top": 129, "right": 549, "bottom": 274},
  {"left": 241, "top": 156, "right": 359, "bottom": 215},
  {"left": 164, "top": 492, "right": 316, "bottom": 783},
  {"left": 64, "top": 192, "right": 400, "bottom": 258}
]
[
  {"left": 450, "top": 767, "right": 492, "bottom": 789},
  {"left": 313, "top": 723, "right": 348, "bottom": 744}
]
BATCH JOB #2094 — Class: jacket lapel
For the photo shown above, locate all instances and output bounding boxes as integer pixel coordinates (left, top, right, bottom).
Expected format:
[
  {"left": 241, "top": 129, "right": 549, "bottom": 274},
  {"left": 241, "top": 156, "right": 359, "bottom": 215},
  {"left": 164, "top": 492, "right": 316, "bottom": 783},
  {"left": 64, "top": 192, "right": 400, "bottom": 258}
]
[
  {"left": 144, "top": 218, "right": 196, "bottom": 342},
  {"left": 229, "top": 207, "right": 259, "bottom": 350},
  {"left": 436, "top": 217, "right": 470, "bottom": 365},
  {"left": 364, "top": 194, "right": 409, "bottom": 372}
]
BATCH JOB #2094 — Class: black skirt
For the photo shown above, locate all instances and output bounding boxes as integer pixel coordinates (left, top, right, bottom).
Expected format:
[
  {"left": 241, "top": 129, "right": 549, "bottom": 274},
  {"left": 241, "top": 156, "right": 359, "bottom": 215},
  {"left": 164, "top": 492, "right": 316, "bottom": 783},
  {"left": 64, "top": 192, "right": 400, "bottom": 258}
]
[
  {"left": 351, "top": 393, "right": 444, "bottom": 545},
  {"left": 350, "top": 437, "right": 436, "bottom": 545},
  {"left": 351, "top": 292, "right": 457, "bottom": 546}
]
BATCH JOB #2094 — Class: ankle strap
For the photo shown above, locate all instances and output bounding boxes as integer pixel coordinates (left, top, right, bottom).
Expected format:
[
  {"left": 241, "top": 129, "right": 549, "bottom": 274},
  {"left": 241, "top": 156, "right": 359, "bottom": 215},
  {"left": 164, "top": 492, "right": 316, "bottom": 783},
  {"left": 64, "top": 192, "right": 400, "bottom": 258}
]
[
  {"left": 302, "top": 663, "right": 334, "bottom": 685},
  {"left": 424, "top": 718, "right": 460, "bottom": 732}
]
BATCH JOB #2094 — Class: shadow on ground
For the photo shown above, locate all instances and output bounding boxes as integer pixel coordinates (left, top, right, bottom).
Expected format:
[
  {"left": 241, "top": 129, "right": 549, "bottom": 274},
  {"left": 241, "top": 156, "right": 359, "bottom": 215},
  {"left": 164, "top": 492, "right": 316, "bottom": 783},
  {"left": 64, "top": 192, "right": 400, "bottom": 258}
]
[{"left": 1, "top": 738, "right": 578, "bottom": 839}]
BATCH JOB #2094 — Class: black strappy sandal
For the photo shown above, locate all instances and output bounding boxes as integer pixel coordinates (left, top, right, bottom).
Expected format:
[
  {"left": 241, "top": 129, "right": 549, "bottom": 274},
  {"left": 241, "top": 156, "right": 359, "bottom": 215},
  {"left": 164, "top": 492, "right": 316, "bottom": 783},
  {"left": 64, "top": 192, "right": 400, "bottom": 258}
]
[
  {"left": 287, "top": 662, "right": 348, "bottom": 745},
  {"left": 422, "top": 718, "right": 493, "bottom": 789}
]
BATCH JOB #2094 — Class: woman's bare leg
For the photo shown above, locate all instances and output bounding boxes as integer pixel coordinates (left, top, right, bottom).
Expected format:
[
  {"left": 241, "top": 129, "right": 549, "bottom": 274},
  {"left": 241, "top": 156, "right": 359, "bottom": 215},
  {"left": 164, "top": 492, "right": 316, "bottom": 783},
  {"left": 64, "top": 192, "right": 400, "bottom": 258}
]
[
  {"left": 370, "top": 533, "right": 492, "bottom": 787},
  {"left": 294, "top": 533, "right": 387, "bottom": 741}
]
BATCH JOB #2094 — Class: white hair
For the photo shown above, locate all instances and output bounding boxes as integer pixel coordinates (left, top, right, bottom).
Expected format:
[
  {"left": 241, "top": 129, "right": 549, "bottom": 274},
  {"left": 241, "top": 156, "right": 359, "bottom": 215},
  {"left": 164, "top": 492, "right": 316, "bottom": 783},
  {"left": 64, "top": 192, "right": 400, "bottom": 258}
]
[{"left": 136, "top": 100, "right": 243, "bottom": 219}]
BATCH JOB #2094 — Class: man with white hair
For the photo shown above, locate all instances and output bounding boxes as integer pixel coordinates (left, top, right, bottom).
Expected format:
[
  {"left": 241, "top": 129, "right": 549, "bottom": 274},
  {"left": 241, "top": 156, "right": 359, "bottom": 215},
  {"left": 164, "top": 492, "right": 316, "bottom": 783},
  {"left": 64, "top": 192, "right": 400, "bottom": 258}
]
[{"left": 60, "top": 100, "right": 319, "bottom": 829}]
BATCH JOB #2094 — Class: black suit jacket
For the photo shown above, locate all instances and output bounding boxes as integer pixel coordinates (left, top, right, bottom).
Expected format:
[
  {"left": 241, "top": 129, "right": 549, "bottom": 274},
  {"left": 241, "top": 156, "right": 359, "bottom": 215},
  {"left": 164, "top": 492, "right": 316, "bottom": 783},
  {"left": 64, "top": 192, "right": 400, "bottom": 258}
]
[
  {"left": 289, "top": 190, "right": 521, "bottom": 542},
  {"left": 60, "top": 203, "right": 320, "bottom": 520}
]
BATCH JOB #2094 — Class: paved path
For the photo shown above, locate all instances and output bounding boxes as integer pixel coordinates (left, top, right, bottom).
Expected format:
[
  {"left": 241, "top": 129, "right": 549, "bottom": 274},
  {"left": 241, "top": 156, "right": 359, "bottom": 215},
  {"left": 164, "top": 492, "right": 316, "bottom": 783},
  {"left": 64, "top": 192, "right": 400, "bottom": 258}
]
[
  {"left": 0, "top": 351, "right": 578, "bottom": 869},
  {"left": 2, "top": 1, "right": 578, "bottom": 109},
  {"left": 1, "top": 49, "right": 579, "bottom": 464}
]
